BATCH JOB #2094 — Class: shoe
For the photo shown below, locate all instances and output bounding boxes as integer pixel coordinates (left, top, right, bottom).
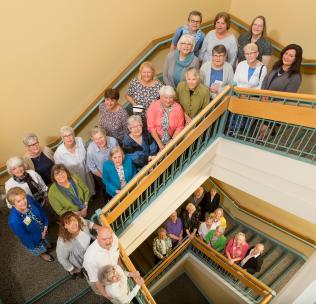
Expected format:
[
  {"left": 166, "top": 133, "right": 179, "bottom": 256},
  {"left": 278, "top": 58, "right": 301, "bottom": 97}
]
[{"left": 40, "top": 253, "right": 55, "bottom": 262}]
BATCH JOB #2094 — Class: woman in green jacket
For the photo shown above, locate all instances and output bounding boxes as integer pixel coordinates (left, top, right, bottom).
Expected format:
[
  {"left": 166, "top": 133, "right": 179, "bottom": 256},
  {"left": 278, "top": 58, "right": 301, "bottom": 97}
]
[
  {"left": 48, "top": 164, "right": 90, "bottom": 217},
  {"left": 205, "top": 226, "right": 227, "bottom": 252}
]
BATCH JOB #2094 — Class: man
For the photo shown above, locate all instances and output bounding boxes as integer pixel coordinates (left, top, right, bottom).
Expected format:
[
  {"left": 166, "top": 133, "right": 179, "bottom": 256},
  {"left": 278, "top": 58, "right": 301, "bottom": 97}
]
[
  {"left": 240, "top": 243, "right": 265, "bottom": 274},
  {"left": 83, "top": 227, "right": 120, "bottom": 298},
  {"left": 86, "top": 126, "right": 118, "bottom": 201}
]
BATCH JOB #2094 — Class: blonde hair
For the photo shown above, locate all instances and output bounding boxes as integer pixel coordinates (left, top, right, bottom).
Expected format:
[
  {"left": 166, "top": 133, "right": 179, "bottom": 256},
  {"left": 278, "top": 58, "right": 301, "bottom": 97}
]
[
  {"left": 235, "top": 232, "right": 246, "bottom": 243},
  {"left": 186, "top": 202, "right": 196, "bottom": 213},
  {"left": 110, "top": 146, "right": 125, "bottom": 160},
  {"left": 244, "top": 42, "right": 259, "bottom": 53},
  {"left": 6, "top": 187, "right": 26, "bottom": 205},
  {"left": 138, "top": 61, "right": 155, "bottom": 81}
]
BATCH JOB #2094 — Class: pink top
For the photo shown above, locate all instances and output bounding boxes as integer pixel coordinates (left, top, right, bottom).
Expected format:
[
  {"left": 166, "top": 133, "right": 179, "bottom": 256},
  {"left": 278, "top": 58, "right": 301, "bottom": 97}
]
[
  {"left": 225, "top": 238, "right": 249, "bottom": 261},
  {"left": 146, "top": 99, "right": 185, "bottom": 140}
]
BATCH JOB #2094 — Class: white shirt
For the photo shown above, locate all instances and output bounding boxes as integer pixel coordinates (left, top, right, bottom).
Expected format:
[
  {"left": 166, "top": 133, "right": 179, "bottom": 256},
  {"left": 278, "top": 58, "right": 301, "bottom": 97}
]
[
  {"left": 83, "top": 235, "right": 119, "bottom": 283},
  {"left": 5, "top": 169, "right": 47, "bottom": 208},
  {"left": 198, "top": 222, "right": 213, "bottom": 240},
  {"left": 106, "top": 265, "right": 140, "bottom": 304}
]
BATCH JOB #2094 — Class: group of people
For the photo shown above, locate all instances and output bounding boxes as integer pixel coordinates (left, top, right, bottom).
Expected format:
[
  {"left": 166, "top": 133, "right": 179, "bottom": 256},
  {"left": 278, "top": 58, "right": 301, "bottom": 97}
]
[
  {"left": 3, "top": 9, "right": 302, "bottom": 303},
  {"left": 153, "top": 186, "right": 265, "bottom": 275}
]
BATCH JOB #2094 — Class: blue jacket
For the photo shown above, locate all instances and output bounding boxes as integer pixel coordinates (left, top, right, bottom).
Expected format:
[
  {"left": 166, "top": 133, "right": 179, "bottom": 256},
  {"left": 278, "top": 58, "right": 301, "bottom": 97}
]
[
  {"left": 8, "top": 195, "right": 48, "bottom": 250},
  {"left": 102, "top": 156, "right": 136, "bottom": 197}
]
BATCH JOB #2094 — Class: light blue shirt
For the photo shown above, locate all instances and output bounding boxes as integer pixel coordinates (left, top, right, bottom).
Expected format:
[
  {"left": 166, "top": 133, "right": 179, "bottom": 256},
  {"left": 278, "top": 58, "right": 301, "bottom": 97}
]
[{"left": 86, "top": 136, "right": 118, "bottom": 174}]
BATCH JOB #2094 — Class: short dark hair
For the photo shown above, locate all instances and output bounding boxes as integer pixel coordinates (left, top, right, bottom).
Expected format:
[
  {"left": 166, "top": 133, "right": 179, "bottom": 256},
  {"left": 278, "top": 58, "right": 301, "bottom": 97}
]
[
  {"left": 272, "top": 44, "right": 303, "bottom": 75},
  {"left": 104, "top": 88, "right": 120, "bottom": 100},
  {"left": 212, "top": 44, "right": 227, "bottom": 55},
  {"left": 51, "top": 164, "right": 72, "bottom": 184},
  {"left": 214, "top": 12, "right": 231, "bottom": 29},
  {"left": 188, "top": 11, "right": 202, "bottom": 22}
]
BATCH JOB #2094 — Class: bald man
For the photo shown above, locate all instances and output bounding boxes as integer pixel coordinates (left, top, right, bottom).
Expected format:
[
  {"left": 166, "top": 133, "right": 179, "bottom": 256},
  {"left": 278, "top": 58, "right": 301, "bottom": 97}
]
[{"left": 83, "top": 227, "right": 120, "bottom": 297}]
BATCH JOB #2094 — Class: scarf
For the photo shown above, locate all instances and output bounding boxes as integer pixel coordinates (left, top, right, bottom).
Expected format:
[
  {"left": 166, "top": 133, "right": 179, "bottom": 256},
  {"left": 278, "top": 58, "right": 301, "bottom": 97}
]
[
  {"left": 173, "top": 50, "right": 194, "bottom": 87},
  {"left": 57, "top": 178, "right": 84, "bottom": 209},
  {"left": 160, "top": 101, "right": 172, "bottom": 145},
  {"left": 13, "top": 172, "right": 45, "bottom": 202}
]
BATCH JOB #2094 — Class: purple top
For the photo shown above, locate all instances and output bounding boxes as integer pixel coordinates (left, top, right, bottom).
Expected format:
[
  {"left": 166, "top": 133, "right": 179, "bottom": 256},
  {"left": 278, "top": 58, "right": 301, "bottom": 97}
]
[{"left": 165, "top": 218, "right": 183, "bottom": 243}]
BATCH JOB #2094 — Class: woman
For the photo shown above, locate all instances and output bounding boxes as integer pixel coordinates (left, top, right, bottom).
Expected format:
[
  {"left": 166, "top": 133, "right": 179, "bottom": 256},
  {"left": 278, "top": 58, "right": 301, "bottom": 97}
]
[
  {"left": 199, "top": 12, "right": 238, "bottom": 65},
  {"left": 198, "top": 216, "right": 214, "bottom": 241},
  {"left": 210, "top": 208, "right": 227, "bottom": 230},
  {"left": 48, "top": 164, "right": 90, "bottom": 217},
  {"left": 237, "top": 16, "right": 272, "bottom": 67},
  {"left": 182, "top": 202, "right": 200, "bottom": 240},
  {"left": 56, "top": 211, "right": 101, "bottom": 275},
  {"left": 164, "top": 211, "right": 183, "bottom": 248},
  {"left": 126, "top": 62, "right": 163, "bottom": 117},
  {"left": 122, "top": 115, "right": 158, "bottom": 171},
  {"left": 99, "top": 88, "right": 129, "bottom": 144},
  {"left": 225, "top": 232, "right": 249, "bottom": 265},
  {"left": 147, "top": 86, "right": 185, "bottom": 150},
  {"left": 163, "top": 34, "right": 199, "bottom": 88},
  {"left": 153, "top": 227, "right": 173, "bottom": 264},
  {"left": 262, "top": 44, "right": 303, "bottom": 93},
  {"left": 102, "top": 147, "right": 136, "bottom": 198},
  {"left": 101, "top": 265, "right": 144, "bottom": 304},
  {"left": 200, "top": 45, "right": 234, "bottom": 99},
  {"left": 241, "top": 243, "right": 265, "bottom": 274},
  {"left": 234, "top": 43, "right": 267, "bottom": 89},
  {"left": 54, "top": 126, "right": 95, "bottom": 196},
  {"left": 5, "top": 156, "right": 48, "bottom": 209},
  {"left": 205, "top": 226, "right": 227, "bottom": 252},
  {"left": 170, "top": 10, "right": 205, "bottom": 56},
  {"left": 259, "top": 44, "right": 303, "bottom": 140},
  {"left": 7, "top": 187, "right": 54, "bottom": 262},
  {"left": 176, "top": 67, "right": 210, "bottom": 124},
  {"left": 23, "top": 133, "right": 54, "bottom": 185}
]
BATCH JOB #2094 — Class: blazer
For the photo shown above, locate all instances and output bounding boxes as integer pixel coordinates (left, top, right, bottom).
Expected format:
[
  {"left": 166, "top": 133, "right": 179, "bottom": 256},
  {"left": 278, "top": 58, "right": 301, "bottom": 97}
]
[
  {"left": 205, "top": 229, "right": 227, "bottom": 252},
  {"left": 8, "top": 195, "right": 48, "bottom": 250},
  {"left": 199, "top": 192, "right": 220, "bottom": 220},
  {"left": 241, "top": 247, "right": 264, "bottom": 274},
  {"left": 102, "top": 156, "right": 136, "bottom": 197}
]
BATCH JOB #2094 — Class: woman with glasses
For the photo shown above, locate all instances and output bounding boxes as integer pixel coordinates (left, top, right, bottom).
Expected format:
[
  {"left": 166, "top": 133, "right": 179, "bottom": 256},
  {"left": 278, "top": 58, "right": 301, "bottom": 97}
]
[
  {"left": 170, "top": 10, "right": 205, "bottom": 56},
  {"left": 23, "top": 133, "right": 54, "bottom": 185},
  {"left": 200, "top": 45, "right": 234, "bottom": 99},
  {"left": 237, "top": 16, "right": 272, "bottom": 67},
  {"left": 199, "top": 12, "right": 238, "bottom": 66},
  {"left": 163, "top": 34, "right": 199, "bottom": 88},
  {"left": 122, "top": 115, "right": 158, "bottom": 171}
]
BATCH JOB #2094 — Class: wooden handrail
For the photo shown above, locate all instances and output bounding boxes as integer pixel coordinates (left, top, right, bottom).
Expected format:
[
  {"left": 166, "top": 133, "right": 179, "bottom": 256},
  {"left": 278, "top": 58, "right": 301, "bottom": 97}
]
[
  {"left": 101, "top": 86, "right": 231, "bottom": 217},
  {"left": 206, "top": 179, "right": 316, "bottom": 247},
  {"left": 145, "top": 238, "right": 191, "bottom": 285},
  {"left": 99, "top": 214, "right": 156, "bottom": 304},
  {"left": 191, "top": 237, "right": 274, "bottom": 298}
]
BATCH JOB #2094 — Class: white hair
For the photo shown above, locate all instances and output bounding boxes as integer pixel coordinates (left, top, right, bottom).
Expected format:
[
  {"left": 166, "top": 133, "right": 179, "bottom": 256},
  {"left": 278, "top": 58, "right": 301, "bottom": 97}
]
[
  {"left": 23, "top": 133, "right": 38, "bottom": 146},
  {"left": 177, "top": 34, "right": 196, "bottom": 52},
  {"left": 91, "top": 126, "right": 106, "bottom": 137},
  {"left": 6, "top": 156, "right": 26, "bottom": 175},
  {"left": 60, "top": 126, "right": 74, "bottom": 137},
  {"left": 127, "top": 115, "right": 143, "bottom": 128},
  {"left": 159, "top": 85, "right": 176, "bottom": 97}
]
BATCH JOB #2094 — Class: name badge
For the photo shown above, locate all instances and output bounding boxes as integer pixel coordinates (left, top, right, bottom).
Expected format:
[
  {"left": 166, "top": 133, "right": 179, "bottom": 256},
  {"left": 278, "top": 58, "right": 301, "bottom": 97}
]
[{"left": 23, "top": 216, "right": 32, "bottom": 226}]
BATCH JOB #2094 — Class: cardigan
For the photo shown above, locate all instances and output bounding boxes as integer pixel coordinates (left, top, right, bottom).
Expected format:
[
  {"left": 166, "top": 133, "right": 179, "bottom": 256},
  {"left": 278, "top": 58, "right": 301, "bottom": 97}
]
[
  {"left": 153, "top": 236, "right": 172, "bottom": 259},
  {"left": 102, "top": 156, "right": 136, "bottom": 197},
  {"left": 8, "top": 195, "right": 48, "bottom": 250},
  {"left": 200, "top": 61, "right": 234, "bottom": 98},
  {"left": 261, "top": 69, "right": 302, "bottom": 93},
  {"left": 225, "top": 238, "right": 249, "bottom": 261},
  {"left": 176, "top": 81, "right": 210, "bottom": 118},
  {"left": 163, "top": 50, "right": 199, "bottom": 88},
  {"left": 205, "top": 229, "right": 227, "bottom": 252},
  {"left": 122, "top": 131, "right": 158, "bottom": 170},
  {"left": 5, "top": 169, "right": 48, "bottom": 209},
  {"left": 56, "top": 218, "right": 94, "bottom": 271},
  {"left": 233, "top": 60, "right": 267, "bottom": 89},
  {"left": 48, "top": 174, "right": 90, "bottom": 216}
]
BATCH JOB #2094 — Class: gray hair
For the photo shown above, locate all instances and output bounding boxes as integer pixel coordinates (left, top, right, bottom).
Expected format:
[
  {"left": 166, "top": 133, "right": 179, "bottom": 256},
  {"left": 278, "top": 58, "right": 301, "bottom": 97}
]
[
  {"left": 6, "top": 156, "right": 26, "bottom": 175},
  {"left": 91, "top": 126, "right": 106, "bottom": 138},
  {"left": 100, "top": 265, "right": 116, "bottom": 286},
  {"left": 60, "top": 126, "right": 74, "bottom": 137},
  {"left": 185, "top": 67, "right": 201, "bottom": 81},
  {"left": 159, "top": 85, "right": 175, "bottom": 97},
  {"left": 127, "top": 115, "right": 143, "bottom": 128},
  {"left": 177, "top": 34, "right": 196, "bottom": 52},
  {"left": 23, "top": 133, "right": 38, "bottom": 146},
  {"left": 109, "top": 146, "right": 125, "bottom": 159},
  {"left": 216, "top": 226, "right": 225, "bottom": 234}
]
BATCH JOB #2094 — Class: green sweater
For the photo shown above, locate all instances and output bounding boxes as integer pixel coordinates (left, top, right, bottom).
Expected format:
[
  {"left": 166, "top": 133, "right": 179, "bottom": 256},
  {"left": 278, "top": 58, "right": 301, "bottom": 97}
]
[
  {"left": 176, "top": 81, "right": 210, "bottom": 119},
  {"left": 205, "top": 230, "right": 227, "bottom": 252},
  {"left": 48, "top": 175, "right": 90, "bottom": 216}
]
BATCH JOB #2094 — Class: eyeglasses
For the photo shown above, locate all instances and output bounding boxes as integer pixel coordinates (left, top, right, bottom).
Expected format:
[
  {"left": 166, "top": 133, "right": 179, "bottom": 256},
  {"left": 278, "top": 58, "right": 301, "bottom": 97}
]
[
  {"left": 180, "top": 42, "right": 193, "bottom": 46},
  {"left": 244, "top": 52, "right": 258, "bottom": 56},
  {"left": 189, "top": 19, "right": 201, "bottom": 24},
  {"left": 27, "top": 142, "right": 39, "bottom": 147},
  {"left": 212, "top": 54, "right": 225, "bottom": 58}
]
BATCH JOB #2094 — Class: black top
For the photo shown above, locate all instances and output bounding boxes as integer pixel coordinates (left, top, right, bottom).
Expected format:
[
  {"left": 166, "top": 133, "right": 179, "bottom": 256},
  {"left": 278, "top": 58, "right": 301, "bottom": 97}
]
[
  {"left": 241, "top": 247, "right": 264, "bottom": 274},
  {"left": 199, "top": 192, "right": 220, "bottom": 220},
  {"left": 182, "top": 211, "right": 200, "bottom": 233},
  {"left": 31, "top": 152, "right": 54, "bottom": 185}
]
